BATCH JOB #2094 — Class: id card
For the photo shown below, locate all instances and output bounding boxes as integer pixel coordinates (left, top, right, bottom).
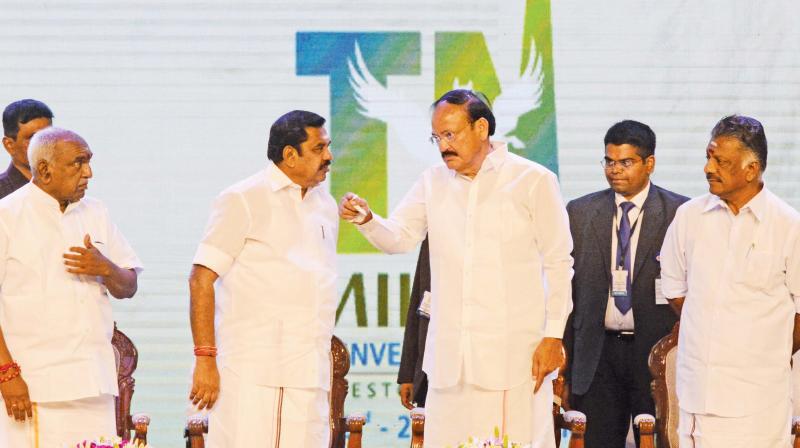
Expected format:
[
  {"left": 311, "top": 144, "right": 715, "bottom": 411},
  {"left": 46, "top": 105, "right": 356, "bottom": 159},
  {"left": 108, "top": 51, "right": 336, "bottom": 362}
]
[
  {"left": 611, "top": 269, "right": 628, "bottom": 296},
  {"left": 655, "top": 278, "right": 668, "bottom": 305},
  {"left": 417, "top": 291, "right": 432, "bottom": 318}
]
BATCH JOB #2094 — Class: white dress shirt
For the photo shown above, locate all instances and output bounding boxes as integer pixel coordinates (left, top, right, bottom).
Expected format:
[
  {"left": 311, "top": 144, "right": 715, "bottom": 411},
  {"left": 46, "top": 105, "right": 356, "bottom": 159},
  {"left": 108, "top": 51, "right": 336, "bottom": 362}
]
[
  {"left": 193, "top": 163, "right": 338, "bottom": 390},
  {"left": 0, "top": 183, "right": 142, "bottom": 403},
  {"left": 660, "top": 187, "right": 800, "bottom": 416},
  {"left": 358, "top": 141, "right": 574, "bottom": 390},
  {"left": 604, "top": 182, "right": 650, "bottom": 331}
]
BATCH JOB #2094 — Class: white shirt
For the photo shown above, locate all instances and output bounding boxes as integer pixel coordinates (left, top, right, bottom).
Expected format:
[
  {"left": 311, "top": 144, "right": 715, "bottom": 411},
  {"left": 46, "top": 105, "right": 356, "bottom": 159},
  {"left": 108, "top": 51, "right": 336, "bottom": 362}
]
[
  {"left": 358, "top": 142, "right": 573, "bottom": 390},
  {"left": 660, "top": 187, "right": 800, "bottom": 416},
  {"left": 193, "top": 163, "right": 338, "bottom": 390},
  {"left": 0, "top": 183, "right": 142, "bottom": 403},
  {"left": 604, "top": 182, "right": 650, "bottom": 331}
]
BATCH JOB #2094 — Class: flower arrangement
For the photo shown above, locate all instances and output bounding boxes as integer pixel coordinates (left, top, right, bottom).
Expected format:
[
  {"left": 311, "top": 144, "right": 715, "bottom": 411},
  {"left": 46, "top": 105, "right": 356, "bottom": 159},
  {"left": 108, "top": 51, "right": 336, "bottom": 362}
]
[
  {"left": 69, "top": 437, "right": 150, "bottom": 448},
  {"left": 456, "top": 427, "right": 531, "bottom": 448}
]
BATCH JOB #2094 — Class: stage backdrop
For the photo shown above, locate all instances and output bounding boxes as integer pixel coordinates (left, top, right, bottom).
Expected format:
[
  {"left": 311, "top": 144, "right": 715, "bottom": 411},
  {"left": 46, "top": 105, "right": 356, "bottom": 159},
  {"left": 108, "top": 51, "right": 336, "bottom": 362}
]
[{"left": 0, "top": 0, "right": 798, "bottom": 446}]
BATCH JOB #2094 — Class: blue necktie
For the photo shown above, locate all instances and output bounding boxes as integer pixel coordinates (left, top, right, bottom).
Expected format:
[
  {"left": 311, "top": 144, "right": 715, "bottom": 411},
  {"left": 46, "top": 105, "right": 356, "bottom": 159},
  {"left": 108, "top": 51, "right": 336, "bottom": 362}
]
[{"left": 615, "top": 201, "right": 636, "bottom": 314}]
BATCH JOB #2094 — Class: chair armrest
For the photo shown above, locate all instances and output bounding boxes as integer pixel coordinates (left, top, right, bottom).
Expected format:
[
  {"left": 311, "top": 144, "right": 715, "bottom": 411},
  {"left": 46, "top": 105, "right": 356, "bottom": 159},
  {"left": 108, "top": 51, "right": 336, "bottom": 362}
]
[
  {"left": 131, "top": 413, "right": 150, "bottom": 445},
  {"left": 345, "top": 413, "right": 366, "bottom": 448},
  {"left": 185, "top": 414, "right": 209, "bottom": 448},
  {"left": 410, "top": 407, "right": 425, "bottom": 448},
  {"left": 634, "top": 414, "right": 656, "bottom": 448}
]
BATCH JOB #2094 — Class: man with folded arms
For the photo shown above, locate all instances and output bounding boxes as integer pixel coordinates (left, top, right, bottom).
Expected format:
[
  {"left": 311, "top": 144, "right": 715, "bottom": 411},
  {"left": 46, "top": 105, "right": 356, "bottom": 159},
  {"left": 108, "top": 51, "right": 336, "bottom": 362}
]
[
  {"left": 0, "top": 127, "right": 142, "bottom": 446},
  {"left": 189, "top": 110, "right": 337, "bottom": 447},
  {"left": 340, "top": 89, "right": 573, "bottom": 447},
  {"left": 661, "top": 115, "right": 800, "bottom": 447}
]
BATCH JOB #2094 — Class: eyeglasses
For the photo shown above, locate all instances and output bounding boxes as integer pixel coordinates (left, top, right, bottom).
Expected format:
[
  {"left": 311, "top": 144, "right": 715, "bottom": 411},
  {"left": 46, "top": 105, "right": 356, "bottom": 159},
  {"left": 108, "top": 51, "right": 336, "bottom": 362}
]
[
  {"left": 430, "top": 124, "right": 472, "bottom": 146},
  {"left": 601, "top": 158, "right": 642, "bottom": 169}
]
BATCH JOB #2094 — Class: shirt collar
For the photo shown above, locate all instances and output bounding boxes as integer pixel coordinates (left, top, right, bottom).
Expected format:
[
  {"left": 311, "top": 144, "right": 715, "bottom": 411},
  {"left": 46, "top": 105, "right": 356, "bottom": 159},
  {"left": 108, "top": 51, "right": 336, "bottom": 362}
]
[
  {"left": 614, "top": 181, "right": 650, "bottom": 210},
  {"left": 452, "top": 140, "right": 508, "bottom": 179},
  {"left": 27, "top": 182, "right": 81, "bottom": 214},
  {"left": 266, "top": 162, "right": 302, "bottom": 192},
  {"left": 702, "top": 186, "right": 768, "bottom": 221}
]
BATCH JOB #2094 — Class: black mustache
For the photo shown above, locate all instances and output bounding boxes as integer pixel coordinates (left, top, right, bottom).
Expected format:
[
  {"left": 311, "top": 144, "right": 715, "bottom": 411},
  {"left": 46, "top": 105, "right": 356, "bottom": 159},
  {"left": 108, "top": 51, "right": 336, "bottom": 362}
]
[
  {"left": 440, "top": 151, "right": 457, "bottom": 159},
  {"left": 320, "top": 161, "right": 331, "bottom": 169},
  {"left": 706, "top": 174, "right": 720, "bottom": 182}
]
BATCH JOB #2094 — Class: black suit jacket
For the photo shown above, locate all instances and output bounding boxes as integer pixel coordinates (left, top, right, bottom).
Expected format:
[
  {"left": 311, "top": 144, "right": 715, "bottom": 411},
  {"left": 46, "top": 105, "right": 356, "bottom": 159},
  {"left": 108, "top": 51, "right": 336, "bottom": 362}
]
[
  {"left": 564, "top": 184, "right": 688, "bottom": 396},
  {"left": 397, "top": 237, "right": 430, "bottom": 406},
  {"left": 0, "top": 163, "right": 28, "bottom": 199}
]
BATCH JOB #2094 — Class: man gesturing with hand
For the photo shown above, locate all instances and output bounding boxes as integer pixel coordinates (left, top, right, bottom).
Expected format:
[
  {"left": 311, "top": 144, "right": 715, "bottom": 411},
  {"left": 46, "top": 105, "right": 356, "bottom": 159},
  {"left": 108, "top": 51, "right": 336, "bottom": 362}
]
[
  {"left": 340, "top": 90, "right": 573, "bottom": 448},
  {"left": 0, "top": 127, "right": 142, "bottom": 447}
]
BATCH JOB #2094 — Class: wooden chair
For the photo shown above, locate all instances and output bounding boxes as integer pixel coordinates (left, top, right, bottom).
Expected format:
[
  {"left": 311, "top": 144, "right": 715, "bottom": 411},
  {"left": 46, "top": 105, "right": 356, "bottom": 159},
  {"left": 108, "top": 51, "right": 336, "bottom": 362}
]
[
  {"left": 636, "top": 322, "right": 800, "bottom": 447},
  {"left": 111, "top": 323, "right": 150, "bottom": 443},
  {"left": 184, "top": 335, "right": 364, "bottom": 448},
  {"left": 408, "top": 362, "right": 587, "bottom": 448}
]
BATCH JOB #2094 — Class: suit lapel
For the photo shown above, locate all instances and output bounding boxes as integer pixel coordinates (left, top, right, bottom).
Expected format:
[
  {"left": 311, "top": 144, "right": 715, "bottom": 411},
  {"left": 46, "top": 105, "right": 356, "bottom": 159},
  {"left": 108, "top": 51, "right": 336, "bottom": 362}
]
[
  {"left": 589, "top": 190, "right": 615, "bottom": 284},
  {"left": 632, "top": 185, "right": 664, "bottom": 285}
]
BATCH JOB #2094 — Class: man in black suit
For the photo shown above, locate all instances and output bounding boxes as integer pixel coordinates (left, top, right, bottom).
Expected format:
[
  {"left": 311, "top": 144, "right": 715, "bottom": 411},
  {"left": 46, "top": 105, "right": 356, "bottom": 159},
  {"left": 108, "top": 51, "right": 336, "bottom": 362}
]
[
  {"left": 397, "top": 237, "right": 430, "bottom": 409},
  {"left": 563, "top": 120, "right": 687, "bottom": 447},
  {"left": 1, "top": 99, "right": 53, "bottom": 198}
]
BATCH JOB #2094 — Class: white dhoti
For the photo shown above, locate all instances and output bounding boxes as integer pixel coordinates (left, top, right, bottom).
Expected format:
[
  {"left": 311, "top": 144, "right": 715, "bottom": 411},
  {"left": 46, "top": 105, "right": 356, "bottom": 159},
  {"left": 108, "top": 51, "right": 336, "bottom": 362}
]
[
  {"left": 0, "top": 394, "right": 116, "bottom": 448},
  {"left": 678, "top": 402, "right": 792, "bottom": 448},
  {"left": 424, "top": 374, "right": 555, "bottom": 448},
  {"left": 207, "top": 367, "right": 330, "bottom": 448}
]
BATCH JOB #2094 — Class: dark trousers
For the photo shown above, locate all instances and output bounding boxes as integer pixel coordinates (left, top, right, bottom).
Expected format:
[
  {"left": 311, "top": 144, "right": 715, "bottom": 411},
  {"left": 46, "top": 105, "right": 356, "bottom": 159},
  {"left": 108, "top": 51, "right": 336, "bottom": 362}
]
[{"left": 571, "top": 333, "right": 654, "bottom": 448}]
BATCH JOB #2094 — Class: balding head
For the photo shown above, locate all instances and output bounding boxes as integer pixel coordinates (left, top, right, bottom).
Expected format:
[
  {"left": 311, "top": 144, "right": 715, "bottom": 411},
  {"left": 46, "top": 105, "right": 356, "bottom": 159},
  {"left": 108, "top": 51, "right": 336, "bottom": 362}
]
[{"left": 29, "top": 127, "right": 93, "bottom": 211}]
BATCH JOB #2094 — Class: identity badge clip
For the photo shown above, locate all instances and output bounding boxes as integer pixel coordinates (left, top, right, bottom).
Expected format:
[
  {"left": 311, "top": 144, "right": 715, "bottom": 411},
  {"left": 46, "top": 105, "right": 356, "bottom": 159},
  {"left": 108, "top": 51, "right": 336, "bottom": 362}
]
[{"left": 611, "top": 269, "right": 628, "bottom": 297}]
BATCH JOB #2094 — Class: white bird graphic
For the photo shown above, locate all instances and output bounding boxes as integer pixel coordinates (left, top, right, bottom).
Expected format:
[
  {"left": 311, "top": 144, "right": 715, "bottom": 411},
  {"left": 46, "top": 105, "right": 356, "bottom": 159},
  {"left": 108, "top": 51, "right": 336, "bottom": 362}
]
[
  {"left": 452, "top": 38, "right": 543, "bottom": 150},
  {"left": 347, "top": 42, "right": 441, "bottom": 169},
  {"left": 348, "top": 37, "right": 544, "bottom": 155}
]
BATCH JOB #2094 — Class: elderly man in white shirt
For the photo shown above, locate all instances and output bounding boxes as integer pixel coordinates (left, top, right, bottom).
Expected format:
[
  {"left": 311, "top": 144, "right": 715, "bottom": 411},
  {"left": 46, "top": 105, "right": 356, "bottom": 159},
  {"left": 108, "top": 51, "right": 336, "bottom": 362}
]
[
  {"left": 0, "top": 127, "right": 142, "bottom": 447},
  {"left": 661, "top": 115, "right": 800, "bottom": 447},
  {"left": 189, "top": 110, "right": 337, "bottom": 447},
  {"left": 340, "top": 89, "right": 573, "bottom": 448}
]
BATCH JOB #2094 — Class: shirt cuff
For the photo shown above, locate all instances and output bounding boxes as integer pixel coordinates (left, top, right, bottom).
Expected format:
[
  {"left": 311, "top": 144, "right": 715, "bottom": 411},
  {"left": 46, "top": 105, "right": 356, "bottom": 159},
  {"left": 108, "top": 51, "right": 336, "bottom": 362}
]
[
  {"left": 661, "top": 280, "right": 687, "bottom": 299},
  {"left": 794, "top": 295, "right": 800, "bottom": 314},
  {"left": 193, "top": 242, "right": 234, "bottom": 277},
  {"left": 356, "top": 215, "right": 381, "bottom": 232},
  {"left": 544, "top": 318, "right": 567, "bottom": 339}
]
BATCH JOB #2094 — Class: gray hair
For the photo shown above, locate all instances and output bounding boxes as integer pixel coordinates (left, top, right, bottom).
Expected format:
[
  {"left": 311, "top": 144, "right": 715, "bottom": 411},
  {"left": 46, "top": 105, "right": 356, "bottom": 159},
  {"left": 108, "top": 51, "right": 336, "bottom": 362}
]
[{"left": 28, "top": 127, "right": 88, "bottom": 173}]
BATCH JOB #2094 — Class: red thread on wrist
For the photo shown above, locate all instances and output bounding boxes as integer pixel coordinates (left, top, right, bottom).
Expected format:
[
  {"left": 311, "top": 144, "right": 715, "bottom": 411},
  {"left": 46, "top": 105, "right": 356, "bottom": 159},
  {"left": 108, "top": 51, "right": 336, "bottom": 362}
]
[{"left": 194, "top": 346, "right": 218, "bottom": 357}]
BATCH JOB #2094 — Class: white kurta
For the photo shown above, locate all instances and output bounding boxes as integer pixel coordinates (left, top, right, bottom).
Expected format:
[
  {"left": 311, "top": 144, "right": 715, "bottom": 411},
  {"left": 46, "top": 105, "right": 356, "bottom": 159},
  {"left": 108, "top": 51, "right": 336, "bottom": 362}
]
[
  {"left": 0, "top": 183, "right": 142, "bottom": 401},
  {"left": 358, "top": 142, "right": 572, "bottom": 446},
  {"left": 661, "top": 188, "right": 800, "bottom": 419},
  {"left": 0, "top": 183, "right": 142, "bottom": 447},
  {"left": 193, "top": 162, "right": 338, "bottom": 390},
  {"left": 359, "top": 142, "right": 573, "bottom": 390},
  {"left": 193, "top": 163, "right": 338, "bottom": 445}
]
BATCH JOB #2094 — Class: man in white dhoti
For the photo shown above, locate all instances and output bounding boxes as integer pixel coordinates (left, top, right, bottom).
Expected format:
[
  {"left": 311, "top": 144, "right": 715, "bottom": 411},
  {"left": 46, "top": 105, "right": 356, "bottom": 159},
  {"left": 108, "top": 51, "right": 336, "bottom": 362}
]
[
  {"left": 661, "top": 115, "right": 800, "bottom": 447},
  {"left": 189, "top": 110, "right": 337, "bottom": 447},
  {"left": 339, "top": 90, "right": 573, "bottom": 448},
  {"left": 0, "top": 127, "right": 142, "bottom": 447}
]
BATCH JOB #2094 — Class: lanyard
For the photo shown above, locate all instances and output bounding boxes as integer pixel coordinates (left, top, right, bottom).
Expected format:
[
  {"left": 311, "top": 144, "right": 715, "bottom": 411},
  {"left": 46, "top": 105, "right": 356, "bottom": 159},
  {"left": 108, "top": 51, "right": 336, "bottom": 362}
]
[{"left": 615, "top": 205, "right": 643, "bottom": 269}]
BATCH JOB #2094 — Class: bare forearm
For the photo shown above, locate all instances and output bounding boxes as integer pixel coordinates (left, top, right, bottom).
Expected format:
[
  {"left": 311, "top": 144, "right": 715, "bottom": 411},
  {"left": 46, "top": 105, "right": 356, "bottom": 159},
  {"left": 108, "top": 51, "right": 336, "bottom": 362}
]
[
  {"left": 668, "top": 296, "right": 685, "bottom": 318},
  {"left": 0, "top": 326, "right": 15, "bottom": 365},
  {"left": 793, "top": 313, "right": 800, "bottom": 354},
  {"left": 104, "top": 265, "right": 138, "bottom": 299},
  {"left": 189, "top": 265, "right": 218, "bottom": 347}
]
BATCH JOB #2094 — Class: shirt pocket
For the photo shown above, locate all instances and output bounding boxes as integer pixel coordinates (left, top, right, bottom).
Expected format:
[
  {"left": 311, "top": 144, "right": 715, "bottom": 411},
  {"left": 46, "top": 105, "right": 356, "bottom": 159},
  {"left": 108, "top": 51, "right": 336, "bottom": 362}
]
[{"left": 741, "top": 249, "right": 776, "bottom": 290}]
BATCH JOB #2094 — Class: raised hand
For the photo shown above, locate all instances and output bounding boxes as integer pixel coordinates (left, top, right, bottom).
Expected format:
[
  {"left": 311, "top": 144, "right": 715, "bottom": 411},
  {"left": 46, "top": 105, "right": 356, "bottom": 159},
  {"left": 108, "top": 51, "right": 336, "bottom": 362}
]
[
  {"left": 338, "top": 192, "right": 372, "bottom": 224},
  {"left": 63, "top": 234, "right": 113, "bottom": 277}
]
